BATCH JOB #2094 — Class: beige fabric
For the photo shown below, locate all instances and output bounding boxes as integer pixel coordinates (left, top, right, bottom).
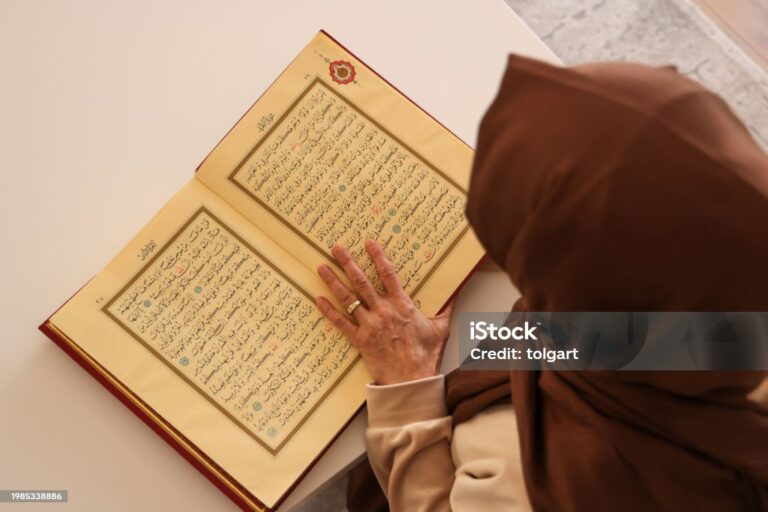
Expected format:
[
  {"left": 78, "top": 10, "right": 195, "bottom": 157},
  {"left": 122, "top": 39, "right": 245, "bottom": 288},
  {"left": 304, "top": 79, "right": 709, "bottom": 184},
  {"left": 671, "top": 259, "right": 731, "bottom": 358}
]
[{"left": 365, "top": 376, "right": 530, "bottom": 511}]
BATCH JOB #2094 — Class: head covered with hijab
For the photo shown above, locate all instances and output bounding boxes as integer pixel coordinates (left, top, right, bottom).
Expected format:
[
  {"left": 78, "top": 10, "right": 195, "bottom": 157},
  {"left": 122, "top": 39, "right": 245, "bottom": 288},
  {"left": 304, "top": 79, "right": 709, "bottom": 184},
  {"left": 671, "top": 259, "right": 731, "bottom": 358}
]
[{"left": 452, "top": 54, "right": 768, "bottom": 511}]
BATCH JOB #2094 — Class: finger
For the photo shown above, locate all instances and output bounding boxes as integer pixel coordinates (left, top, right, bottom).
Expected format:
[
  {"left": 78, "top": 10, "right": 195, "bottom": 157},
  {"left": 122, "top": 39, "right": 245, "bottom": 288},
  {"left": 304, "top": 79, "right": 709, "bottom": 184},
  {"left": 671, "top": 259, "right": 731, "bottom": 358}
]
[
  {"left": 317, "top": 264, "right": 368, "bottom": 319},
  {"left": 331, "top": 245, "right": 380, "bottom": 305},
  {"left": 436, "top": 301, "right": 455, "bottom": 320},
  {"left": 432, "top": 302, "right": 455, "bottom": 339},
  {"left": 365, "top": 240, "right": 403, "bottom": 296},
  {"left": 315, "top": 296, "right": 358, "bottom": 338}
]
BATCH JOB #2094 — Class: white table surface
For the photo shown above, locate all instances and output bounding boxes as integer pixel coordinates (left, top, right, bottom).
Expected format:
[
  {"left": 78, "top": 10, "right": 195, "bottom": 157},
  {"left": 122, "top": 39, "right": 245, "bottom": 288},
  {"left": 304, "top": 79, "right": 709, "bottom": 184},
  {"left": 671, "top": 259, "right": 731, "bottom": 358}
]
[{"left": 0, "top": 1, "right": 555, "bottom": 510}]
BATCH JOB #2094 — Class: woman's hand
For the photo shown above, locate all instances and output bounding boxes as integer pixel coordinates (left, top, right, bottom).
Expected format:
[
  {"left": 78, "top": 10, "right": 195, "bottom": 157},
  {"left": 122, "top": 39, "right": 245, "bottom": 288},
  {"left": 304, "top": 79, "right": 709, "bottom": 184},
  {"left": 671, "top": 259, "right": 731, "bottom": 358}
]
[{"left": 314, "top": 240, "right": 454, "bottom": 385}]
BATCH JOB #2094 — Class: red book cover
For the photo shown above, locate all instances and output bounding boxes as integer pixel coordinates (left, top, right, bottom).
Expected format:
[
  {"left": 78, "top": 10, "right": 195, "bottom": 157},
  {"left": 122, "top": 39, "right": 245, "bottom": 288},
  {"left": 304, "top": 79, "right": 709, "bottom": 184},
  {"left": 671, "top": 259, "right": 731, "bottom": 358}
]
[{"left": 40, "top": 30, "right": 485, "bottom": 511}]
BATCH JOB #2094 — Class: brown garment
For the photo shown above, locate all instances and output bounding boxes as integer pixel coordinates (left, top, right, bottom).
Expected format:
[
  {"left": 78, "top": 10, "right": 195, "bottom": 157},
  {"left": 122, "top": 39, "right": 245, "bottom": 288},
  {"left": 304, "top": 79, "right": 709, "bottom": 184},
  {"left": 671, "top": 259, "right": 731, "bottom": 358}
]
[
  {"left": 449, "top": 55, "right": 768, "bottom": 511},
  {"left": 347, "top": 459, "right": 390, "bottom": 512},
  {"left": 445, "top": 298, "right": 527, "bottom": 425},
  {"left": 445, "top": 370, "right": 511, "bottom": 425}
]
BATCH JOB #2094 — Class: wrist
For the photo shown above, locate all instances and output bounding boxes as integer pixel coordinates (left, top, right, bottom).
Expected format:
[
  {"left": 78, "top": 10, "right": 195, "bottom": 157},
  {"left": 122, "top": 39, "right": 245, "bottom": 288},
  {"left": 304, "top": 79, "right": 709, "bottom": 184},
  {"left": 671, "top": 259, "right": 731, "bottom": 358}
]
[{"left": 376, "top": 369, "right": 438, "bottom": 386}]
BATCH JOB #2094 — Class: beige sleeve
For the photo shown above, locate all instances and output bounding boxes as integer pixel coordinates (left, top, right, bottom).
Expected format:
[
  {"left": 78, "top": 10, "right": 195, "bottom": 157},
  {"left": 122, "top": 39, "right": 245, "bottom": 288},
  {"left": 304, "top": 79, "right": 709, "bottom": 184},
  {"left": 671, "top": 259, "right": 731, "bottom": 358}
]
[
  {"left": 451, "top": 405, "right": 532, "bottom": 511},
  {"left": 365, "top": 375, "right": 454, "bottom": 512},
  {"left": 365, "top": 376, "right": 532, "bottom": 512}
]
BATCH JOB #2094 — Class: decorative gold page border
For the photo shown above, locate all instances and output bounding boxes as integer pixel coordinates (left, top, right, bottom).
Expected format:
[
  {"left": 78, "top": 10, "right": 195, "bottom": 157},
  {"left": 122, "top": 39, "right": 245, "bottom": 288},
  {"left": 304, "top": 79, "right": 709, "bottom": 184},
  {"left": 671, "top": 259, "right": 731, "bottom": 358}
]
[
  {"left": 101, "top": 206, "right": 359, "bottom": 455},
  {"left": 227, "top": 77, "right": 471, "bottom": 297}
]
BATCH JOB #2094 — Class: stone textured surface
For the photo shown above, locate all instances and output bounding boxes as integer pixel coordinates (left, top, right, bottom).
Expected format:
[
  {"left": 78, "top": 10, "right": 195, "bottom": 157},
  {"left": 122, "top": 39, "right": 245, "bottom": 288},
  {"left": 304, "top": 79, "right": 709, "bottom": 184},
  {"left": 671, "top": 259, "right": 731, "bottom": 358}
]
[
  {"left": 294, "top": 1, "right": 768, "bottom": 510},
  {"left": 504, "top": 0, "right": 768, "bottom": 148}
]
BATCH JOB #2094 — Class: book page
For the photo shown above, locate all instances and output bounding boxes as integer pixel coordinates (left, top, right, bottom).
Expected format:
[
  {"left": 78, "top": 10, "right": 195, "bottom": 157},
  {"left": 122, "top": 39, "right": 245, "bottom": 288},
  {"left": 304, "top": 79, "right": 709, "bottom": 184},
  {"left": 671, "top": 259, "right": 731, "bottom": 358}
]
[
  {"left": 103, "top": 206, "right": 356, "bottom": 453},
  {"left": 197, "top": 32, "right": 485, "bottom": 314},
  {"left": 226, "top": 78, "right": 469, "bottom": 297},
  {"left": 49, "top": 179, "right": 368, "bottom": 507}
]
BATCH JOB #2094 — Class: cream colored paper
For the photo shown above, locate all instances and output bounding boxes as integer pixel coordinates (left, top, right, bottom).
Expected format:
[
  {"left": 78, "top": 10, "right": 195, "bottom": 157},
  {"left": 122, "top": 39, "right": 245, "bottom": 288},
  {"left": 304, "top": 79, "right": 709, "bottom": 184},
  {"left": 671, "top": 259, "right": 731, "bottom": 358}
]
[
  {"left": 51, "top": 180, "right": 369, "bottom": 507},
  {"left": 103, "top": 206, "right": 357, "bottom": 454},
  {"left": 197, "top": 32, "right": 485, "bottom": 315},
  {"left": 49, "top": 31, "right": 484, "bottom": 508}
]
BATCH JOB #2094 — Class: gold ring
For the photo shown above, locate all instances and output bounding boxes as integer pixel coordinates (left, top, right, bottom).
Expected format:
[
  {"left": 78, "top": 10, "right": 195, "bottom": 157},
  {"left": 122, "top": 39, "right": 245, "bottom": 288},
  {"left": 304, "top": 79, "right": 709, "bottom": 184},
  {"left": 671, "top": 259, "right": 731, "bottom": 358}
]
[{"left": 346, "top": 299, "right": 362, "bottom": 315}]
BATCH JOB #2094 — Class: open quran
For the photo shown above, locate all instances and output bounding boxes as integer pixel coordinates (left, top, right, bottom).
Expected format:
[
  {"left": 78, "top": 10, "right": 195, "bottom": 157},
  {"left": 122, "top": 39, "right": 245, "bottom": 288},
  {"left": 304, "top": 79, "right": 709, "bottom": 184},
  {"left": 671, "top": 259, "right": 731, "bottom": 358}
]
[{"left": 40, "top": 31, "right": 485, "bottom": 511}]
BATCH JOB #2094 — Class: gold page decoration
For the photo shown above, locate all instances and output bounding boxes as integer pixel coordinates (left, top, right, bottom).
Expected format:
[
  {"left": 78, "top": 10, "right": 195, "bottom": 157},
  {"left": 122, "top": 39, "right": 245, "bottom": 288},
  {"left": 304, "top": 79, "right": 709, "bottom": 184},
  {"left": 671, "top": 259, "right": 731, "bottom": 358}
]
[
  {"left": 329, "top": 60, "right": 355, "bottom": 85},
  {"left": 103, "top": 208, "right": 357, "bottom": 453},
  {"left": 229, "top": 78, "right": 470, "bottom": 296},
  {"left": 43, "top": 32, "right": 488, "bottom": 511}
]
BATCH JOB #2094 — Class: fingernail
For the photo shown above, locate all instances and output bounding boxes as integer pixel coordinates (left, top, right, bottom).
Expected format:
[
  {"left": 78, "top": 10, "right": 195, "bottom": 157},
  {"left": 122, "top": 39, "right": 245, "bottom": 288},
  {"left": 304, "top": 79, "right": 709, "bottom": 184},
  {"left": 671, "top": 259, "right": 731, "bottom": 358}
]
[{"left": 318, "top": 264, "right": 330, "bottom": 277}]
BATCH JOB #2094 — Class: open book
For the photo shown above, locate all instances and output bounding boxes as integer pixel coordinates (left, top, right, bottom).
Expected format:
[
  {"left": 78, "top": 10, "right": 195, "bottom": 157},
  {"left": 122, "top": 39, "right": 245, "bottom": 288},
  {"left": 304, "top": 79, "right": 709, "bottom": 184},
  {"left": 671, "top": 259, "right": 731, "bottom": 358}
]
[{"left": 40, "top": 31, "right": 484, "bottom": 511}]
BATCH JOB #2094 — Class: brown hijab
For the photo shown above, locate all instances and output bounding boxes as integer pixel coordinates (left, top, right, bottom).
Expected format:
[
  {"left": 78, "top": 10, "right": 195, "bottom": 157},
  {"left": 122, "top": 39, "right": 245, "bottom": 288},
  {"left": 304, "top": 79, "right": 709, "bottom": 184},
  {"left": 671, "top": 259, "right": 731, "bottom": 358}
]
[{"left": 453, "top": 55, "right": 768, "bottom": 511}]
